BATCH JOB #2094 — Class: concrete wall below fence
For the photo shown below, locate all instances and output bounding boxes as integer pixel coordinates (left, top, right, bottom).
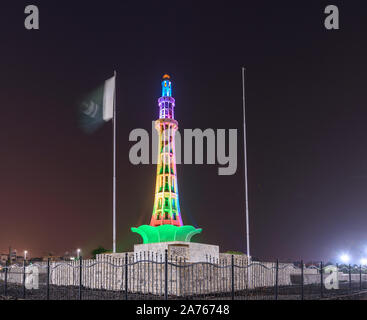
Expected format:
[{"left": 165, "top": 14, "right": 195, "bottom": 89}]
[
  {"left": 0, "top": 263, "right": 48, "bottom": 285},
  {"left": 1, "top": 256, "right": 355, "bottom": 297},
  {"left": 47, "top": 254, "right": 320, "bottom": 295}
]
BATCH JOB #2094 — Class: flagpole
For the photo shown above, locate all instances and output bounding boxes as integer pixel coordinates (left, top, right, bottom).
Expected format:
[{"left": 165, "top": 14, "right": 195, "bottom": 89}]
[
  {"left": 242, "top": 67, "right": 252, "bottom": 288},
  {"left": 113, "top": 70, "right": 117, "bottom": 253},
  {"left": 242, "top": 67, "right": 250, "bottom": 259}
]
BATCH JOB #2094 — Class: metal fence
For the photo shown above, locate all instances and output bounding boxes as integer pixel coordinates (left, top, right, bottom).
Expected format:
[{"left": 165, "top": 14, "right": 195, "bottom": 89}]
[{"left": 1, "top": 251, "right": 367, "bottom": 300}]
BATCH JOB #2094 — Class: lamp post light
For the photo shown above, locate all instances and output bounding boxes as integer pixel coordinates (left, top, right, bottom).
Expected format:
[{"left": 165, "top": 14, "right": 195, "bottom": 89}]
[
  {"left": 360, "top": 258, "right": 367, "bottom": 266},
  {"left": 340, "top": 254, "right": 350, "bottom": 264},
  {"left": 24, "top": 250, "right": 28, "bottom": 261},
  {"left": 77, "top": 249, "right": 81, "bottom": 259}
]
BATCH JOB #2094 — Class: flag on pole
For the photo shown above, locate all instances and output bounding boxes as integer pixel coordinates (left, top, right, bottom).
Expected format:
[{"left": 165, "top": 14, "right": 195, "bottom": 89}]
[
  {"left": 79, "top": 75, "right": 116, "bottom": 133},
  {"left": 77, "top": 72, "right": 118, "bottom": 253}
]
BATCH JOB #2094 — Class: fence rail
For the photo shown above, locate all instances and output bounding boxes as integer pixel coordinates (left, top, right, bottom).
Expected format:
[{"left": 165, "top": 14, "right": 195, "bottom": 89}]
[{"left": 1, "top": 251, "right": 367, "bottom": 300}]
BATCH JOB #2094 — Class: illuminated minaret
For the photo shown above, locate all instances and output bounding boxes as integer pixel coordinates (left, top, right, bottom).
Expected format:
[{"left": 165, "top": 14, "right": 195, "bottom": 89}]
[
  {"left": 131, "top": 74, "right": 201, "bottom": 244},
  {"left": 150, "top": 74, "right": 183, "bottom": 226}
]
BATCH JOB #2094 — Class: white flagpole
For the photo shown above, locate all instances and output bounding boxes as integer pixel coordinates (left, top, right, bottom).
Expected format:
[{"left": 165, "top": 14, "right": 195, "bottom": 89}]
[
  {"left": 113, "top": 70, "right": 117, "bottom": 253},
  {"left": 242, "top": 67, "right": 250, "bottom": 259},
  {"left": 242, "top": 67, "right": 252, "bottom": 288}
]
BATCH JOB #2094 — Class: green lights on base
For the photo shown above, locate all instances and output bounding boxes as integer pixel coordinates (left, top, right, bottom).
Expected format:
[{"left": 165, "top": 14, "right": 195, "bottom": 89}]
[{"left": 131, "top": 225, "right": 202, "bottom": 244}]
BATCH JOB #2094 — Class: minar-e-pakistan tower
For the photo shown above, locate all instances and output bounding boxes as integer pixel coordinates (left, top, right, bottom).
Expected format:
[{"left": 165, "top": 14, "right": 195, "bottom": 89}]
[
  {"left": 150, "top": 74, "right": 182, "bottom": 227},
  {"left": 131, "top": 75, "right": 202, "bottom": 244}
]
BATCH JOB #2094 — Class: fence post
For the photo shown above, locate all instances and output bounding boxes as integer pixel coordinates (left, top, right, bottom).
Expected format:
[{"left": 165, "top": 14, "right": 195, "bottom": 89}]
[
  {"left": 22, "top": 259, "right": 26, "bottom": 299},
  {"left": 275, "top": 259, "right": 279, "bottom": 300},
  {"left": 47, "top": 258, "right": 50, "bottom": 300},
  {"left": 348, "top": 264, "right": 352, "bottom": 294},
  {"left": 79, "top": 256, "right": 83, "bottom": 300},
  {"left": 125, "top": 253, "right": 128, "bottom": 300},
  {"left": 336, "top": 262, "right": 339, "bottom": 289},
  {"left": 231, "top": 255, "right": 234, "bottom": 300},
  {"left": 301, "top": 260, "right": 304, "bottom": 300},
  {"left": 4, "top": 260, "right": 8, "bottom": 296},
  {"left": 164, "top": 249, "right": 168, "bottom": 300},
  {"left": 320, "top": 261, "right": 323, "bottom": 299},
  {"left": 360, "top": 265, "right": 362, "bottom": 291}
]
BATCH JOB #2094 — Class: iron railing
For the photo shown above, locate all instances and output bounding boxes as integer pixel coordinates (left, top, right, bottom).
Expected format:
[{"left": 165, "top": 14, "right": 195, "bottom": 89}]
[{"left": 1, "top": 251, "right": 367, "bottom": 300}]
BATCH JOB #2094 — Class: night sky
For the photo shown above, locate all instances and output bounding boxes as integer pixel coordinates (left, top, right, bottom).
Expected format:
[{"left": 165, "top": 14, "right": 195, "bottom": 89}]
[{"left": 0, "top": 1, "right": 366, "bottom": 262}]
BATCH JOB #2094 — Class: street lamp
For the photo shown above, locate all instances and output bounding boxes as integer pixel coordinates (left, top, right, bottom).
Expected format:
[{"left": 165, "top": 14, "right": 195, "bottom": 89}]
[
  {"left": 77, "top": 249, "right": 81, "bottom": 259},
  {"left": 340, "top": 254, "right": 350, "bottom": 264},
  {"left": 360, "top": 258, "right": 367, "bottom": 266},
  {"left": 24, "top": 250, "right": 28, "bottom": 261}
]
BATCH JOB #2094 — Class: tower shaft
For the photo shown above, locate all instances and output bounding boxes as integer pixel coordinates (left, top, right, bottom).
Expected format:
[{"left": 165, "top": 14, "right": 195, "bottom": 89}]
[
  {"left": 150, "top": 75, "right": 183, "bottom": 227},
  {"left": 131, "top": 74, "right": 202, "bottom": 244}
]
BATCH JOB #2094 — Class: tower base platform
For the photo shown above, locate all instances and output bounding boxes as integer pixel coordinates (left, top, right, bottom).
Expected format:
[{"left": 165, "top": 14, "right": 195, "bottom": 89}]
[{"left": 134, "top": 241, "right": 219, "bottom": 263}]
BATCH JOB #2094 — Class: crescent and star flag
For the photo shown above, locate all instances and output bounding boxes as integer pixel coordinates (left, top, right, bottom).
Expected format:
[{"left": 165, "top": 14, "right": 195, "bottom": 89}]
[{"left": 79, "top": 75, "right": 115, "bottom": 133}]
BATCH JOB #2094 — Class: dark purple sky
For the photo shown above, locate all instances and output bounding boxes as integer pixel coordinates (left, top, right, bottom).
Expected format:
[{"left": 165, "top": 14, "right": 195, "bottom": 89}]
[{"left": 0, "top": 1, "right": 367, "bottom": 262}]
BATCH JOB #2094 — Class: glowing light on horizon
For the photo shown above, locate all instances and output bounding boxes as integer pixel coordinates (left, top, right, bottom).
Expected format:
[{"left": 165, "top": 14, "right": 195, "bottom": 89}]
[{"left": 340, "top": 254, "right": 350, "bottom": 264}]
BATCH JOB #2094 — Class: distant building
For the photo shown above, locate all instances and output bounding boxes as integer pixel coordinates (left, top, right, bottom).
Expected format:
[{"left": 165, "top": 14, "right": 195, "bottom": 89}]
[
  {"left": 42, "top": 255, "right": 61, "bottom": 262},
  {"left": 0, "top": 253, "right": 8, "bottom": 264},
  {"left": 61, "top": 251, "right": 74, "bottom": 261},
  {"left": 0, "top": 249, "right": 20, "bottom": 264},
  {"left": 10, "top": 249, "right": 17, "bottom": 262},
  {"left": 14, "top": 256, "right": 25, "bottom": 264}
]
